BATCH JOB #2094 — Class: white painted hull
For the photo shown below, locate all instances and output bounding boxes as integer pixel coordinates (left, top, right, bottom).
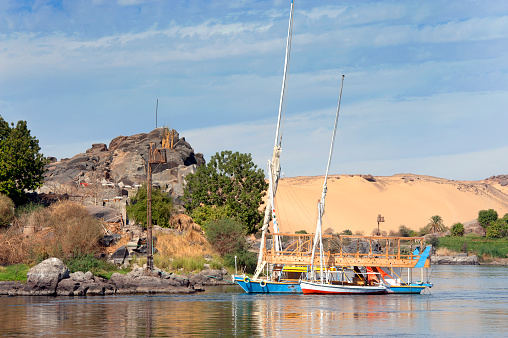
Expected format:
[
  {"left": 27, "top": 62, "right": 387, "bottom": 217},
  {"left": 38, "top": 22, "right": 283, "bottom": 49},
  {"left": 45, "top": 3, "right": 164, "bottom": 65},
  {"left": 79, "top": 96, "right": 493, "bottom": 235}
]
[{"left": 301, "top": 281, "right": 388, "bottom": 294}]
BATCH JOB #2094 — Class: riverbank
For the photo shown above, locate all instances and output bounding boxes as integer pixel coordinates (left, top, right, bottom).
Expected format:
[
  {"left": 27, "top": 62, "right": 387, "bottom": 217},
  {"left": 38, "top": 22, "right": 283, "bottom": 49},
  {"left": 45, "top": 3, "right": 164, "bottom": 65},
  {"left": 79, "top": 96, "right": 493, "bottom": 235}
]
[{"left": 0, "top": 258, "right": 233, "bottom": 297}]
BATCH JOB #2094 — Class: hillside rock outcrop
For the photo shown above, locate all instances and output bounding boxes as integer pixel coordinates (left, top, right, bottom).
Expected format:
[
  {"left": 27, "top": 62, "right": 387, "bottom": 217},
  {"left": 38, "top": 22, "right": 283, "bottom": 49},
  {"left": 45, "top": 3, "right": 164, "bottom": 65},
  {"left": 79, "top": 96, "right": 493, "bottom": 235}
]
[{"left": 41, "top": 128, "right": 205, "bottom": 199}]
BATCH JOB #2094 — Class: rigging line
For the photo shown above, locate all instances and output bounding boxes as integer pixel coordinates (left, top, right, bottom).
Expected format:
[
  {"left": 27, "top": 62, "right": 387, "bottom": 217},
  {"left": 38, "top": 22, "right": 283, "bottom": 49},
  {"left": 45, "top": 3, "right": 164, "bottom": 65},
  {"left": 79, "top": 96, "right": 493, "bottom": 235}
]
[{"left": 284, "top": 182, "right": 315, "bottom": 226}]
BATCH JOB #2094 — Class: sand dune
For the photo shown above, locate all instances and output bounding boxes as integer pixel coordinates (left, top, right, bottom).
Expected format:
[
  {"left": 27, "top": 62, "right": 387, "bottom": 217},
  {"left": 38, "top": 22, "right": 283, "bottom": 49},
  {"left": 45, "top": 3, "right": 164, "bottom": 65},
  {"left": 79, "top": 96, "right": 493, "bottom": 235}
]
[{"left": 270, "top": 174, "right": 508, "bottom": 235}]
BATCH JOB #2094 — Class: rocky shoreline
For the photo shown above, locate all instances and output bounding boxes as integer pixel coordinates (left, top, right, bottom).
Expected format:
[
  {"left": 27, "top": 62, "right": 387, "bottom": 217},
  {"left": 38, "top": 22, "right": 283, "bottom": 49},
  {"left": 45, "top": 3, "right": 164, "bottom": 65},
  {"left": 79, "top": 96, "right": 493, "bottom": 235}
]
[
  {"left": 0, "top": 258, "right": 233, "bottom": 297},
  {"left": 431, "top": 253, "right": 479, "bottom": 265}
]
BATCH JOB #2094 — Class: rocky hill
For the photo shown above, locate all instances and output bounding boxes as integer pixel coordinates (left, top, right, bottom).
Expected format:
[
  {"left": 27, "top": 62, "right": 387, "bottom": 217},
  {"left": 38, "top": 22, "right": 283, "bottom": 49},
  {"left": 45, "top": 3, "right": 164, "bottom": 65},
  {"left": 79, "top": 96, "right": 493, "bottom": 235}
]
[{"left": 41, "top": 128, "right": 204, "bottom": 201}]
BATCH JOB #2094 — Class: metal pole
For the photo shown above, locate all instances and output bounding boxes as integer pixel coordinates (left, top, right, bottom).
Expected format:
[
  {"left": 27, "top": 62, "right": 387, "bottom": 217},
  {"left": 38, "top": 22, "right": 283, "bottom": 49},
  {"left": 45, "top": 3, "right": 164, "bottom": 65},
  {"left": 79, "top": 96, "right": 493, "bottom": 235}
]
[{"left": 147, "top": 148, "right": 153, "bottom": 270}]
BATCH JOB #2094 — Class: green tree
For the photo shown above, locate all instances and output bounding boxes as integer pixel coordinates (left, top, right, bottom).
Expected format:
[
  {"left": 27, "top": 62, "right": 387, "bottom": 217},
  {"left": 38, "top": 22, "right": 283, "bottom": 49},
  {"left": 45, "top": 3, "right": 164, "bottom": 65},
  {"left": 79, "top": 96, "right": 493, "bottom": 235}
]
[
  {"left": 427, "top": 215, "right": 446, "bottom": 234},
  {"left": 183, "top": 150, "right": 268, "bottom": 234},
  {"left": 0, "top": 117, "right": 48, "bottom": 205},
  {"left": 451, "top": 222, "right": 465, "bottom": 236},
  {"left": 127, "top": 185, "right": 173, "bottom": 228},
  {"left": 478, "top": 209, "right": 498, "bottom": 229}
]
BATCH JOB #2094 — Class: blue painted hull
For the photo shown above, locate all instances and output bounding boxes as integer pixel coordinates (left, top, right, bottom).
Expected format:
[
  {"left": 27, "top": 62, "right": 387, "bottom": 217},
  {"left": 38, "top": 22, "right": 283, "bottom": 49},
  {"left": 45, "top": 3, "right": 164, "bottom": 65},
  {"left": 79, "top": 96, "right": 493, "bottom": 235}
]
[
  {"left": 234, "top": 276, "right": 302, "bottom": 293},
  {"left": 389, "top": 283, "right": 433, "bottom": 294}
]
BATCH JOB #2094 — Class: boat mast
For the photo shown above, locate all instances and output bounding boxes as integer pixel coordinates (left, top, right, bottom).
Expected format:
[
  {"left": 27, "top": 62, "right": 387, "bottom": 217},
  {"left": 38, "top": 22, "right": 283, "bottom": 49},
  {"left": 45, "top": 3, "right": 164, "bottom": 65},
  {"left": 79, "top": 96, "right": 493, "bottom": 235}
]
[
  {"left": 309, "top": 75, "right": 345, "bottom": 283},
  {"left": 253, "top": 0, "right": 294, "bottom": 280}
]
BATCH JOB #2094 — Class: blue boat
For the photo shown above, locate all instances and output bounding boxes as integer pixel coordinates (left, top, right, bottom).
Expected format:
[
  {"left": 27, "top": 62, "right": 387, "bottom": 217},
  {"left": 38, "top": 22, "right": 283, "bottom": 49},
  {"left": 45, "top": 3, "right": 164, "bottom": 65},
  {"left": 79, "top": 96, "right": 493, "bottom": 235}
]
[
  {"left": 234, "top": 275, "right": 301, "bottom": 293},
  {"left": 388, "top": 282, "right": 433, "bottom": 294}
]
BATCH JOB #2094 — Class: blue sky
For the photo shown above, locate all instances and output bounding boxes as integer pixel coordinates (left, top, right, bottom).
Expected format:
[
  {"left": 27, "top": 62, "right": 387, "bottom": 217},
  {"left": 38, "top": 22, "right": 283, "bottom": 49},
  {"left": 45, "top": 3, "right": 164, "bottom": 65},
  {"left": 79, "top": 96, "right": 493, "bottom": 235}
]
[{"left": 1, "top": 0, "right": 507, "bottom": 181}]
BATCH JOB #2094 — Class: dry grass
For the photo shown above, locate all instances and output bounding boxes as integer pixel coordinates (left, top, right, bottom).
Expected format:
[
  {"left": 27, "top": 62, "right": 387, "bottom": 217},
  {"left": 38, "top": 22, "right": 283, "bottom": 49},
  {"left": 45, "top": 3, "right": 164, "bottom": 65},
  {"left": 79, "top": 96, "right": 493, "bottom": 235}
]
[
  {"left": 435, "top": 247, "right": 461, "bottom": 256},
  {"left": 0, "top": 201, "right": 104, "bottom": 265},
  {"left": 154, "top": 229, "right": 220, "bottom": 272},
  {"left": 156, "top": 229, "right": 215, "bottom": 258}
]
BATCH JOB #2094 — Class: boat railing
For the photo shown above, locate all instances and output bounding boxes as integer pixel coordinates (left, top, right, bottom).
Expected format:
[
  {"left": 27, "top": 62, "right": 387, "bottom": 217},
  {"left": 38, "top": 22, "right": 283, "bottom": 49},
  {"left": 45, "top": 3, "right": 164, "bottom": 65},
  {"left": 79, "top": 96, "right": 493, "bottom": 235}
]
[{"left": 262, "top": 233, "right": 429, "bottom": 268}]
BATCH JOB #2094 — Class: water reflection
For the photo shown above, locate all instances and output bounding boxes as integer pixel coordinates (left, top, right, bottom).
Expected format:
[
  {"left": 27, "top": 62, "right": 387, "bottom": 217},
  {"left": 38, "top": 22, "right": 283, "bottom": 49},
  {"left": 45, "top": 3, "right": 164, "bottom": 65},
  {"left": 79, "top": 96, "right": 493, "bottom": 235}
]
[{"left": 1, "top": 266, "right": 508, "bottom": 336}]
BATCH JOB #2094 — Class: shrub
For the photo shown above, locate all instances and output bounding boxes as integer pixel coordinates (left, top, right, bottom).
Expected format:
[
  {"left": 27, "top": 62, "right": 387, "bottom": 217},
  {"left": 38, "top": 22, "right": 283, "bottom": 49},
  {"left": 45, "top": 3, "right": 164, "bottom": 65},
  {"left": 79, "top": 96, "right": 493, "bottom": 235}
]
[
  {"left": 478, "top": 209, "right": 498, "bottom": 228},
  {"left": 64, "top": 254, "right": 121, "bottom": 278},
  {"left": 426, "top": 235, "right": 439, "bottom": 248},
  {"left": 295, "top": 230, "right": 307, "bottom": 234},
  {"left": 451, "top": 223, "right": 465, "bottom": 236},
  {"left": 0, "top": 193, "right": 15, "bottom": 227},
  {"left": 204, "top": 218, "right": 255, "bottom": 272},
  {"left": 49, "top": 201, "right": 103, "bottom": 258},
  {"left": 486, "top": 223, "right": 503, "bottom": 239},
  {"left": 398, "top": 225, "right": 417, "bottom": 237},
  {"left": 204, "top": 218, "right": 248, "bottom": 256},
  {"left": 190, "top": 205, "right": 234, "bottom": 230},
  {"left": 224, "top": 251, "right": 257, "bottom": 274},
  {"left": 127, "top": 185, "right": 173, "bottom": 228},
  {"left": 341, "top": 229, "right": 353, "bottom": 235}
]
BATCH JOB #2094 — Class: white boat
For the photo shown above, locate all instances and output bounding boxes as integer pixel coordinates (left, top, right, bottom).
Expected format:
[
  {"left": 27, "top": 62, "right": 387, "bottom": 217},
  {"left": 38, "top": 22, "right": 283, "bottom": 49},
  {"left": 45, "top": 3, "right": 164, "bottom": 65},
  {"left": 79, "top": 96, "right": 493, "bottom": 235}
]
[
  {"left": 300, "top": 280, "right": 387, "bottom": 295},
  {"left": 301, "top": 75, "right": 391, "bottom": 295}
]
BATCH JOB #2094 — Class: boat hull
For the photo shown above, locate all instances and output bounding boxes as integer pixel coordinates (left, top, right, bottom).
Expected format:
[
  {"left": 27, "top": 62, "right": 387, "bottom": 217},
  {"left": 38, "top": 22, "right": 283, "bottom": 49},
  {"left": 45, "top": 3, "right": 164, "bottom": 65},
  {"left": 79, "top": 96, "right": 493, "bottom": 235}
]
[
  {"left": 234, "top": 276, "right": 301, "bottom": 293},
  {"left": 300, "top": 281, "right": 388, "bottom": 295},
  {"left": 388, "top": 283, "right": 432, "bottom": 294}
]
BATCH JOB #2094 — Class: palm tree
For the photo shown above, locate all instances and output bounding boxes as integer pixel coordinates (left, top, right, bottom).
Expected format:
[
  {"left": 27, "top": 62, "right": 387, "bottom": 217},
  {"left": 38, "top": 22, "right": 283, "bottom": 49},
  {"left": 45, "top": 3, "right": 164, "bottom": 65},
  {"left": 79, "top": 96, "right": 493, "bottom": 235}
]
[{"left": 428, "top": 215, "right": 445, "bottom": 233}]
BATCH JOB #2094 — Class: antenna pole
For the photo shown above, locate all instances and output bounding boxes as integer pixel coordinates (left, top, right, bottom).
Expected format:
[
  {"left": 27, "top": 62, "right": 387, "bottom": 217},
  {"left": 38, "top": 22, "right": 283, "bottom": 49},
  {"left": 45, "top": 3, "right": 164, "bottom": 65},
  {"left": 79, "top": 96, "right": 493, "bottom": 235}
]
[{"left": 155, "top": 99, "right": 158, "bottom": 128}]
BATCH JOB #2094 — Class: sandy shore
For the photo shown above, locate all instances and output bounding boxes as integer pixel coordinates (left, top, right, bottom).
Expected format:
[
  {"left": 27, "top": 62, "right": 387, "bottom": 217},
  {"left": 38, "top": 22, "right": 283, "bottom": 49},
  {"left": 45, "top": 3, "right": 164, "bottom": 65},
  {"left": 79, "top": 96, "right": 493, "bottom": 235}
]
[{"left": 269, "top": 174, "right": 508, "bottom": 235}]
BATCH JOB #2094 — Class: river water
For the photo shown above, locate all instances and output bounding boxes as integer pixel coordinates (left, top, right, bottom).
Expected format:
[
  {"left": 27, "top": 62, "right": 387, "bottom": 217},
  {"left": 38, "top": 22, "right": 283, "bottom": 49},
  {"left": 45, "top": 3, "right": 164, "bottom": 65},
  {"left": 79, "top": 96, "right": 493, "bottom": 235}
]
[{"left": 1, "top": 265, "right": 507, "bottom": 337}]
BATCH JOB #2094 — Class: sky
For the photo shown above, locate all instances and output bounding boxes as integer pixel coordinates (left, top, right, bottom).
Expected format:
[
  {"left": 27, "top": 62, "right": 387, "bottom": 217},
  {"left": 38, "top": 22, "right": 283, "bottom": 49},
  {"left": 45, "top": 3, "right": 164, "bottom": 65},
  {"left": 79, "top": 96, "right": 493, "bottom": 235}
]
[{"left": 1, "top": 0, "right": 507, "bottom": 181}]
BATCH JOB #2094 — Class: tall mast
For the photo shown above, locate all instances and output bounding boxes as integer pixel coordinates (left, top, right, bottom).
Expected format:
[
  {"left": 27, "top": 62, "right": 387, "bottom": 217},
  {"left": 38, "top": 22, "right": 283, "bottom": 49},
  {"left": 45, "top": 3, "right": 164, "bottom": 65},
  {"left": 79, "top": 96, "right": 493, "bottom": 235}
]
[
  {"left": 309, "top": 75, "right": 345, "bottom": 282},
  {"left": 253, "top": 0, "right": 294, "bottom": 279}
]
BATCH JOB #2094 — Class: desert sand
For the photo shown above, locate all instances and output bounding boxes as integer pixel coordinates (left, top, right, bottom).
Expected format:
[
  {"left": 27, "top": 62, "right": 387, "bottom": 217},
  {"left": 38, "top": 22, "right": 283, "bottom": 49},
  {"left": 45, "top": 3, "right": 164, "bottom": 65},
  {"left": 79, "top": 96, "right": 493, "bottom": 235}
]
[{"left": 270, "top": 174, "right": 508, "bottom": 235}]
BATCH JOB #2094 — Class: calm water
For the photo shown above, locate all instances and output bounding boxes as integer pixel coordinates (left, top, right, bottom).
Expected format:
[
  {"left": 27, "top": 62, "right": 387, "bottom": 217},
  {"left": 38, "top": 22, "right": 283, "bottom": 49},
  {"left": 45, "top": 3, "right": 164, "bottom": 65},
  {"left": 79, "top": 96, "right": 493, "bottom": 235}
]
[{"left": 1, "top": 265, "right": 507, "bottom": 337}]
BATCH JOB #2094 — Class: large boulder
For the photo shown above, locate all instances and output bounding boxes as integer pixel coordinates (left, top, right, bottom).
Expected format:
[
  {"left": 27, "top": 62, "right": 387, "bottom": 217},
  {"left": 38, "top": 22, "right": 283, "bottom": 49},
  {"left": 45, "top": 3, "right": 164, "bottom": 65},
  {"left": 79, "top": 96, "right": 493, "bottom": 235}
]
[
  {"left": 110, "top": 269, "right": 194, "bottom": 294},
  {"left": 23, "top": 258, "right": 70, "bottom": 295},
  {"left": 56, "top": 271, "right": 115, "bottom": 296},
  {"left": 431, "top": 253, "right": 479, "bottom": 265},
  {"left": 86, "top": 205, "right": 121, "bottom": 222}
]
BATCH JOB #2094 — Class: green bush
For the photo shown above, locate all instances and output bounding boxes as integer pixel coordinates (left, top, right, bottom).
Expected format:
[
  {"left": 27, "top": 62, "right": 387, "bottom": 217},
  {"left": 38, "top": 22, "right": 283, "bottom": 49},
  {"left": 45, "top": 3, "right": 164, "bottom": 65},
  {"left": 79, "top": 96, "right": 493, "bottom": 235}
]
[
  {"left": 0, "top": 193, "right": 15, "bottom": 227},
  {"left": 204, "top": 218, "right": 256, "bottom": 273},
  {"left": 127, "top": 185, "right": 173, "bottom": 228},
  {"left": 398, "top": 225, "right": 417, "bottom": 237},
  {"left": 478, "top": 209, "right": 498, "bottom": 228},
  {"left": 426, "top": 235, "right": 440, "bottom": 248},
  {"left": 341, "top": 229, "right": 353, "bottom": 235},
  {"left": 295, "top": 230, "right": 307, "bottom": 234},
  {"left": 486, "top": 222, "right": 503, "bottom": 239},
  {"left": 204, "top": 218, "right": 248, "bottom": 256},
  {"left": 191, "top": 205, "right": 235, "bottom": 232},
  {"left": 451, "top": 223, "right": 465, "bottom": 236},
  {"left": 224, "top": 251, "right": 257, "bottom": 274},
  {"left": 64, "top": 254, "right": 128, "bottom": 279}
]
